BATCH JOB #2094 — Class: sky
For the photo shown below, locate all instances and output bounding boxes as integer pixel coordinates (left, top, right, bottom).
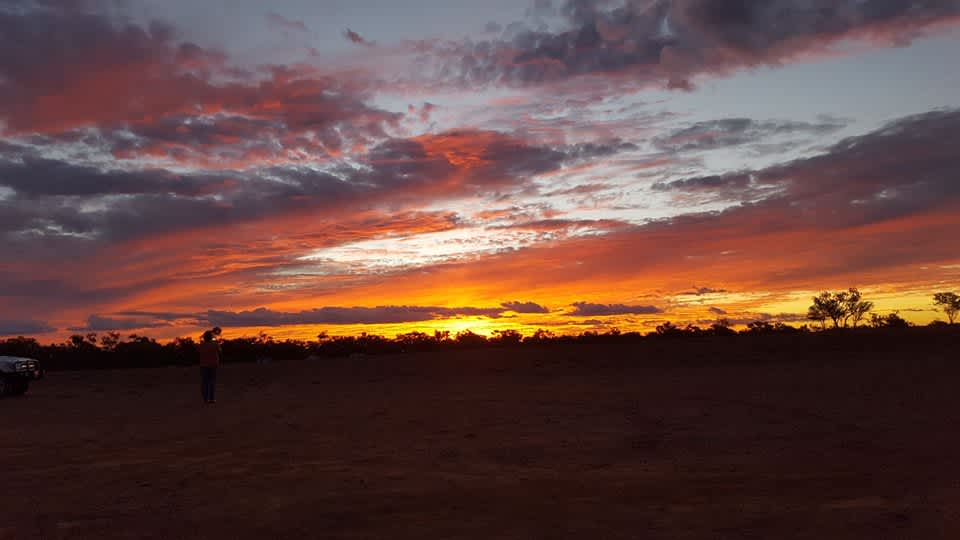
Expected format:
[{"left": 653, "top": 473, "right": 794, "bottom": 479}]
[{"left": 1, "top": 0, "right": 959, "bottom": 341}]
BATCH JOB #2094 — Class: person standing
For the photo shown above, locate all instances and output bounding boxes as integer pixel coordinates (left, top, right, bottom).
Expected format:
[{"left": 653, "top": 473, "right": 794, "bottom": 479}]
[{"left": 199, "top": 329, "right": 222, "bottom": 404}]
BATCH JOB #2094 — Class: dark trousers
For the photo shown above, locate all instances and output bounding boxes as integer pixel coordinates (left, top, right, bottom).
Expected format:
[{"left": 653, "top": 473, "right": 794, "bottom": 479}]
[{"left": 201, "top": 366, "right": 218, "bottom": 402}]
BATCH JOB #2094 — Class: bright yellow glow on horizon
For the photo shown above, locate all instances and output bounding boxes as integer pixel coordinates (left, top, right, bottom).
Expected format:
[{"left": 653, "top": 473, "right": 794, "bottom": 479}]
[{"left": 197, "top": 284, "right": 956, "bottom": 344}]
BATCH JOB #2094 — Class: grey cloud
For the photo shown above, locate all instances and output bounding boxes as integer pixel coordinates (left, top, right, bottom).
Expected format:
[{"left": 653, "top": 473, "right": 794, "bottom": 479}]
[
  {"left": 682, "top": 287, "right": 728, "bottom": 296},
  {"left": 708, "top": 306, "right": 727, "bottom": 315},
  {"left": 266, "top": 12, "right": 310, "bottom": 34},
  {"left": 344, "top": 28, "right": 373, "bottom": 46},
  {"left": 756, "top": 108, "right": 960, "bottom": 226},
  {"left": 68, "top": 314, "right": 175, "bottom": 332},
  {"left": 681, "top": 0, "right": 959, "bottom": 55},
  {"left": 0, "top": 319, "right": 56, "bottom": 336},
  {"left": 501, "top": 301, "right": 550, "bottom": 313},
  {"left": 0, "top": 128, "right": 607, "bottom": 252},
  {"left": 562, "top": 139, "right": 639, "bottom": 160},
  {"left": 484, "top": 21, "right": 503, "bottom": 34},
  {"left": 652, "top": 108, "right": 960, "bottom": 223},
  {"left": 0, "top": 157, "right": 232, "bottom": 198},
  {"left": 427, "top": 0, "right": 960, "bottom": 87},
  {"left": 114, "top": 311, "right": 200, "bottom": 321},
  {"left": 654, "top": 118, "right": 848, "bottom": 153},
  {"left": 652, "top": 173, "right": 752, "bottom": 192},
  {"left": 66, "top": 310, "right": 207, "bottom": 332},
  {"left": 526, "top": 0, "right": 557, "bottom": 19},
  {"left": 569, "top": 302, "right": 663, "bottom": 316}
]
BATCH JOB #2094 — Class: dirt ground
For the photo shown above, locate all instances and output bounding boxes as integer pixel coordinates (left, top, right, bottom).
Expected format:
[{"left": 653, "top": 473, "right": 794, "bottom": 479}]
[{"left": 4, "top": 337, "right": 959, "bottom": 539}]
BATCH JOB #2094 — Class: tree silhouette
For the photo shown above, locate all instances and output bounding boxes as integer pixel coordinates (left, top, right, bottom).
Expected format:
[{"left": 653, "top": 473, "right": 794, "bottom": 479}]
[
  {"left": 99, "top": 332, "right": 122, "bottom": 351},
  {"left": 933, "top": 292, "right": 960, "bottom": 324},
  {"left": 807, "top": 288, "right": 874, "bottom": 329},
  {"left": 525, "top": 329, "right": 556, "bottom": 343},
  {"left": 869, "top": 312, "right": 910, "bottom": 329},
  {"left": 454, "top": 330, "right": 487, "bottom": 347},
  {"left": 808, "top": 292, "right": 844, "bottom": 328},
  {"left": 491, "top": 329, "right": 523, "bottom": 345},
  {"left": 842, "top": 288, "right": 874, "bottom": 328},
  {"left": 710, "top": 319, "right": 737, "bottom": 336}
]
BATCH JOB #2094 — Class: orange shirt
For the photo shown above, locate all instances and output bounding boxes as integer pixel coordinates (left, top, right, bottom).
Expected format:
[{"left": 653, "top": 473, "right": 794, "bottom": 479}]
[{"left": 198, "top": 340, "right": 221, "bottom": 367}]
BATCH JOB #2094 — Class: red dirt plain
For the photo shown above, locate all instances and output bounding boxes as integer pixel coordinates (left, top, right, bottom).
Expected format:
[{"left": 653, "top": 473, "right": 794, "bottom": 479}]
[{"left": 3, "top": 334, "right": 959, "bottom": 539}]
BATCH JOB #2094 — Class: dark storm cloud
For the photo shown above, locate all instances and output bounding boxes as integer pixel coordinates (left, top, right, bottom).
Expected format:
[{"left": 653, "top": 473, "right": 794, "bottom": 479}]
[
  {"left": 206, "top": 306, "right": 507, "bottom": 327},
  {"left": 0, "top": 319, "right": 56, "bottom": 336},
  {"left": 427, "top": 0, "right": 960, "bottom": 87},
  {"left": 568, "top": 302, "right": 663, "bottom": 316},
  {"left": 501, "top": 301, "right": 550, "bottom": 313}
]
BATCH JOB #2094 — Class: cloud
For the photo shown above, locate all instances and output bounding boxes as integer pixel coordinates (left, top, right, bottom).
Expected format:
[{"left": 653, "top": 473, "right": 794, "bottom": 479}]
[
  {"left": 708, "top": 307, "right": 727, "bottom": 315},
  {"left": 682, "top": 287, "right": 728, "bottom": 296},
  {"left": 527, "top": 0, "right": 557, "bottom": 19},
  {"left": 501, "top": 301, "right": 550, "bottom": 313},
  {"left": 0, "top": 7, "right": 396, "bottom": 138},
  {"left": 266, "top": 12, "right": 310, "bottom": 34},
  {"left": 206, "top": 306, "right": 508, "bottom": 327},
  {"left": 0, "top": 156, "right": 232, "bottom": 198},
  {"left": 4, "top": 109, "right": 958, "bottom": 332},
  {"left": 568, "top": 302, "right": 663, "bottom": 316},
  {"left": 652, "top": 173, "right": 752, "bottom": 193},
  {"left": 0, "top": 128, "right": 606, "bottom": 246},
  {"left": 68, "top": 314, "right": 177, "bottom": 332},
  {"left": 376, "top": 109, "right": 960, "bottom": 305},
  {"left": 652, "top": 109, "right": 960, "bottom": 224},
  {"left": 0, "top": 320, "right": 56, "bottom": 336},
  {"left": 654, "top": 117, "right": 848, "bottom": 153},
  {"left": 420, "top": 0, "right": 960, "bottom": 88},
  {"left": 484, "top": 21, "right": 503, "bottom": 34},
  {"left": 343, "top": 28, "right": 373, "bottom": 46}
]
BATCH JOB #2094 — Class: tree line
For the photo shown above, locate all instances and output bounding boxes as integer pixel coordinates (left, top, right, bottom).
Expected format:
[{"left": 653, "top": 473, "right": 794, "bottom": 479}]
[
  {"left": 807, "top": 288, "right": 959, "bottom": 329},
  {"left": 1, "top": 290, "right": 956, "bottom": 371}
]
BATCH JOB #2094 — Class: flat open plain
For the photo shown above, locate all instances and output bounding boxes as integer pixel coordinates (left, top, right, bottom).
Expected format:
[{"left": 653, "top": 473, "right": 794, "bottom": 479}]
[{"left": 3, "top": 334, "right": 959, "bottom": 539}]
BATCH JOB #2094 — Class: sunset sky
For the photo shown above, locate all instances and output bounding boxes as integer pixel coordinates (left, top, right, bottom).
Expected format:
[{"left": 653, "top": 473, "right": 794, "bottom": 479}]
[{"left": 1, "top": 0, "right": 959, "bottom": 341}]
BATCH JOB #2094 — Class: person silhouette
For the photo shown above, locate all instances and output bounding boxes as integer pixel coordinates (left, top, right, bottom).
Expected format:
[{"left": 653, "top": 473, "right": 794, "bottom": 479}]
[{"left": 198, "top": 328, "right": 222, "bottom": 404}]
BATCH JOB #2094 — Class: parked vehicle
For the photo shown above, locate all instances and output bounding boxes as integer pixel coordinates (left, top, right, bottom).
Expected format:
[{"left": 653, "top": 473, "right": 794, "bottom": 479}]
[{"left": 0, "top": 356, "right": 43, "bottom": 397}]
